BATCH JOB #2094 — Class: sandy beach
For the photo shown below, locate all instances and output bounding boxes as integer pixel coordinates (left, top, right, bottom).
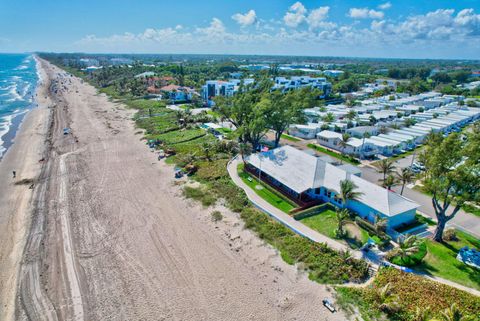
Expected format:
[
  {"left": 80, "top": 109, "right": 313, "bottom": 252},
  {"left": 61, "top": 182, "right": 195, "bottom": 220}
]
[
  {"left": 0, "top": 58, "right": 347, "bottom": 321},
  {"left": 0, "top": 56, "right": 51, "bottom": 321}
]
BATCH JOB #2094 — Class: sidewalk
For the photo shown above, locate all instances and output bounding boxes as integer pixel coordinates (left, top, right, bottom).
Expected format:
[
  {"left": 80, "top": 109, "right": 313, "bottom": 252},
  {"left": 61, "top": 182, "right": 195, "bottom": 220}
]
[{"left": 227, "top": 156, "right": 355, "bottom": 254}]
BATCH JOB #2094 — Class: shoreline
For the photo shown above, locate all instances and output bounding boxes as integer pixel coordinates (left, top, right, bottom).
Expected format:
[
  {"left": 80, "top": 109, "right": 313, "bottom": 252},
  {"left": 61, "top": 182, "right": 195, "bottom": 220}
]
[
  {"left": 0, "top": 55, "right": 41, "bottom": 161},
  {"left": 0, "top": 55, "right": 50, "bottom": 321}
]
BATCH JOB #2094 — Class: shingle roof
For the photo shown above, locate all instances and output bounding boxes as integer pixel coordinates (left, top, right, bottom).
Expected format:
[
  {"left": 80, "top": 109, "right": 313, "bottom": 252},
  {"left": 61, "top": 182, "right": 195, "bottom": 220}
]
[{"left": 246, "top": 146, "right": 419, "bottom": 216}]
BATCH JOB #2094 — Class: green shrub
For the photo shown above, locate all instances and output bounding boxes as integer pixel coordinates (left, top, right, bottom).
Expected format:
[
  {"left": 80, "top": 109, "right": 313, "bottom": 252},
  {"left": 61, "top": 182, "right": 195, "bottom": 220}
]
[
  {"left": 390, "top": 241, "right": 427, "bottom": 267},
  {"left": 240, "top": 207, "right": 369, "bottom": 283},
  {"left": 293, "top": 203, "right": 337, "bottom": 220},
  {"left": 337, "top": 267, "right": 480, "bottom": 321},
  {"left": 183, "top": 186, "right": 217, "bottom": 207},
  {"left": 211, "top": 211, "right": 223, "bottom": 222}
]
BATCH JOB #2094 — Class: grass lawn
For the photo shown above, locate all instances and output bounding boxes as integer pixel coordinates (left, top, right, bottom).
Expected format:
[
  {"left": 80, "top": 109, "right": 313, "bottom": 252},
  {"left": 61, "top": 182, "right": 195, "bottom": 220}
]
[
  {"left": 416, "top": 230, "right": 480, "bottom": 290},
  {"left": 299, "top": 210, "right": 338, "bottom": 239},
  {"left": 299, "top": 212, "right": 373, "bottom": 249},
  {"left": 281, "top": 133, "right": 301, "bottom": 142},
  {"left": 237, "top": 165, "right": 296, "bottom": 213},
  {"left": 307, "top": 143, "right": 360, "bottom": 165}
]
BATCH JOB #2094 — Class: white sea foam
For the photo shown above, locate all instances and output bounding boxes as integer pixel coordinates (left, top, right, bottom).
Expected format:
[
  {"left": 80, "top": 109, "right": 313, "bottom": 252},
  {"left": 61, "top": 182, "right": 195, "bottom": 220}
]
[{"left": 6, "top": 82, "right": 23, "bottom": 102}]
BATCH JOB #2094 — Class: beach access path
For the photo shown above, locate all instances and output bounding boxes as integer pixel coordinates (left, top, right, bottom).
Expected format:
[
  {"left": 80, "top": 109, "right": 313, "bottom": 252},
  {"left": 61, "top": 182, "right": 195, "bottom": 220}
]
[{"left": 8, "top": 58, "right": 348, "bottom": 321}]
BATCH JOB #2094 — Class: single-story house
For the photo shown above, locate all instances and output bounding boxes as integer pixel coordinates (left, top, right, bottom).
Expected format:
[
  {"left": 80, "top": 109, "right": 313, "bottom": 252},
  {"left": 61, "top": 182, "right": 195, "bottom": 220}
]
[
  {"left": 245, "top": 146, "right": 419, "bottom": 228},
  {"left": 346, "top": 126, "right": 379, "bottom": 138}
]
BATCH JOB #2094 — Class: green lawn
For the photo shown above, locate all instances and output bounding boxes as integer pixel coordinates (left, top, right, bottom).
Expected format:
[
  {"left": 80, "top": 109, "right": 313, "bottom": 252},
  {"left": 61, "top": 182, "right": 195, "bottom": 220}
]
[
  {"left": 238, "top": 165, "right": 296, "bottom": 213},
  {"left": 417, "top": 230, "right": 480, "bottom": 290},
  {"left": 299, "top": 210, "right": 338, "bottom": 239},
  {"left": 281, "top": 133, "right": 301, "bottom": 142},
  {"left": 307, "top": 143, "right": 360, "bottom": 165},
  {"left": 299, "top": 212, "right": 374, "bottom": 249}
]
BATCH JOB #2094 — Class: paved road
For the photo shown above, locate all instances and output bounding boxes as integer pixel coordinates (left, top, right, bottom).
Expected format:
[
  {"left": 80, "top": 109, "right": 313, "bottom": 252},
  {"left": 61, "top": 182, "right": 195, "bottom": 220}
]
[{"left": 359, "top": 163, "right": 480, "bottom": 239}]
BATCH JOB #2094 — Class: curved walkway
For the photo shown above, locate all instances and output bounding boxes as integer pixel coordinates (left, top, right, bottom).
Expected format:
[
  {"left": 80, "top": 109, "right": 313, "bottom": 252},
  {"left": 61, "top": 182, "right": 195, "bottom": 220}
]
[
  {"left": 228, "top": 156, "right": 480, "bottom": 296},
  {"left": 227, "top": 156, "right": 353, "bottom": 253}
]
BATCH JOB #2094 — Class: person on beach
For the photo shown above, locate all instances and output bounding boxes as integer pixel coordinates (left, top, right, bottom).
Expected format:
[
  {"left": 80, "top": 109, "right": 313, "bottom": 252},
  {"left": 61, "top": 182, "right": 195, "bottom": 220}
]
[{"left": 12, "top": 170, "right": 16, "bottom": 179}]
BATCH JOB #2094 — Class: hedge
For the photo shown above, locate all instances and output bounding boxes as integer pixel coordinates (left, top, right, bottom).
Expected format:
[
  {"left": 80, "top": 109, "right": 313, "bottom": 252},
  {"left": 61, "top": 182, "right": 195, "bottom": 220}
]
[{"left": 293, "top": 203, "right": 338, "bottom": 220}]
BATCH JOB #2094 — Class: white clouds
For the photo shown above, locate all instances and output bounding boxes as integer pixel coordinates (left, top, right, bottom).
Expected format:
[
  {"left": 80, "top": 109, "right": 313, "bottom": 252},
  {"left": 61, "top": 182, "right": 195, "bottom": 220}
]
[
  {"left": 232, "top": 10, "right": 257, "bottom": 26},
  {"left": 75, "top": 7, "right": 480, "bottom": 59},
  {"left": 283, "top": 2, "right": 332, "bottom": 30},
  {"left": 378, "top": 2, "right": 392, "bottom": 10},
  {"left": 307, "top": 7, "right": 331, "bottom": 28},
  {"left": 283, "top": 2, "right": 307, "bottom": 27},
  {"left": 349, "top": 8, "right": 384, "bottom": 19}
]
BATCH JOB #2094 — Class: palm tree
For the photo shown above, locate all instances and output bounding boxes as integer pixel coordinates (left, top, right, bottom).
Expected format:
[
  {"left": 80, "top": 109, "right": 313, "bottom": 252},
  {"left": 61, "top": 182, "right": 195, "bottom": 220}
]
[
  {"left": 375, "top": 159, "right": 396, "bottom": 182},
  {"left": 382, "top": 174, "right": 398, "bottom": 190},
  {"left": 396, "top": 168, "right": 414, "bottom": 195},
  {"left": 346, "top": 109, "right": 357, "bottom": 121},
  {"left": 202, "top": 142, "right": 213, "bottom": 161},
  {"left": 412, "top": 306, "right": 431, "bottom": 321},
  {"left": 360, "top": 132, "right": 371, "bottom": 159},
  {"left": 338, "top": 133, "right": 351, "bottom": 161},
  {"left": 440, "top": 303, "right": 464, "bottom": 321},
  {"left": 335, "top": 208, "right": 350, "bottom": 238},
  {"left": 374, "top": 217, "right": 388, "bottom": 234},
  {"left": 322, "top": 112, "right": 335, "bottom": 123},
  {"left": 376, "top": 283, "right": 400, "bottom": 313},
  {"left": 338, "top": 179, "right": 363, "bottom": 208},
  {"left": 392, "top": 235, "right": 421, "bottom": 261}
]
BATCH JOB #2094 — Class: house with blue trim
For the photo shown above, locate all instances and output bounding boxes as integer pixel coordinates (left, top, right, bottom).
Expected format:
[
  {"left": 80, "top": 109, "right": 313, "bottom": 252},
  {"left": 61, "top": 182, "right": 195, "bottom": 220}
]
[{"left": 245, "top": 146, "right": 419, "bottom": 229}]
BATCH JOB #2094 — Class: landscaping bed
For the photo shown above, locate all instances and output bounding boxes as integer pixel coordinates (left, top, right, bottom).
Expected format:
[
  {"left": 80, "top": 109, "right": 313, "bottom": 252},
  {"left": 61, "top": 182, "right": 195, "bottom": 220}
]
[{"left": 336, "top": 267, "right": 480, "bottom": 321}]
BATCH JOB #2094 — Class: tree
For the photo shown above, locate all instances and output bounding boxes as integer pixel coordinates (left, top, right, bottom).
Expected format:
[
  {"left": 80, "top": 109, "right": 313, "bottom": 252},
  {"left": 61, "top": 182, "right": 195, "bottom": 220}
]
[
  {"left": 338, "top": 179, "right": 363, "bottom": 208},
  {"left": 440, "top": 303, "right": 465, "bottom": 321},
  {"left": 335, "top": 208, "right": 350, "bottom": 238},
  {"left": 375, "top": 159, "right": 396, "bottom": 182},
  {"left": 265, "top": 88, "right": 312, "bottom": 147},
  {"left": 202, "top": 142, "right": 213, "bottom": 161},
  {"left": 392, "top": 235, "right": 421, "bottom": 261},
  {"left": 375, "top": 217, "right": 388, "bottom": 234},
  {"left": 412, "top": 306, "right": 431, "bottom": 321},
  {"left": 338, "top": 133, "right": 351, "bottom": 160},
  {"left": 238, "top": 143, "right": 252, "bottom": 165},
  {"left": 422, "top": 130, "right": 480, "bottom": 242},
  {"left": 360, "top": 132, "right": 371, "bottom": 159},
  {"left": 322, "top": 112, "right": 335, "bottom": 123},
  {"left": 382, "top": 174, "right": 398, "bottom": 190},
  {"left": 396, "top": 167, "right": 414, "bottom": 195},
  {"left": 346, "top": 109, "right": 357, "bottom": 121},
  {"left": 213, "top": 82, "right": 270, "bottom": 149},
  {"left": 404, "top": 118, "right": 416, "bottom": 127}
]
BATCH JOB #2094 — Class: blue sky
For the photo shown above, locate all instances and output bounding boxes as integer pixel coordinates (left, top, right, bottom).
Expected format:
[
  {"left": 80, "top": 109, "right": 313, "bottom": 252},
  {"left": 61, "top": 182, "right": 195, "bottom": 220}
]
[{"left": 1, "top": 0, "right": 480, "bottom": 59}]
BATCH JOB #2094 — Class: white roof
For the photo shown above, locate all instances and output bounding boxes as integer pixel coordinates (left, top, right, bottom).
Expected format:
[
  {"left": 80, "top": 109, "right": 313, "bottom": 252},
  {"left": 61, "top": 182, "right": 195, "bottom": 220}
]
[
  {"left": 317, "top": 130, "right": 342, "bottom": 139},
  {"left": 246, "top": 146, "right": 419, "bottom": 216}
]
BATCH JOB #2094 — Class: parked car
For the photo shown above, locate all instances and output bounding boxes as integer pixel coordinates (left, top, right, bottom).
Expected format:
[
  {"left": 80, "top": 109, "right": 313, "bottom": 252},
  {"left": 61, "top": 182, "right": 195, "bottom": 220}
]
[{"left": 63, "top": 127, "right": 70, "bottom": 135}]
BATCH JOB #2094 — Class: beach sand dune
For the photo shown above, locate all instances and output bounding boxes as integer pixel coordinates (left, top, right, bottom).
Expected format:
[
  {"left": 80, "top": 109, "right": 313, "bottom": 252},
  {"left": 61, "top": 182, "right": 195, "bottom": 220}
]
[{"left": 3, "top": 59, "right": 347, "bottom": 321}]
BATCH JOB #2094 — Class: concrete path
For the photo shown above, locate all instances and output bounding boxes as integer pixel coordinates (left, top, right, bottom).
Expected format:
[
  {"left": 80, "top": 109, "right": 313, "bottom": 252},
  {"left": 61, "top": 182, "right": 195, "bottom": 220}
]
[
  {"left": 228, "top": 156, "right": 480, "bottom": 296},
  {"left": 227, "top": 157, "right": 356, "bottom": 254}
]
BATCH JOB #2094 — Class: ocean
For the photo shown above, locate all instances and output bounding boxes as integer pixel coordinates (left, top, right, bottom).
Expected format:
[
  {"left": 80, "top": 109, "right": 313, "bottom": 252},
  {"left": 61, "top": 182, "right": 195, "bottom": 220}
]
[{"left": 0, "top": 53, "right": 39, "bottom": 159}]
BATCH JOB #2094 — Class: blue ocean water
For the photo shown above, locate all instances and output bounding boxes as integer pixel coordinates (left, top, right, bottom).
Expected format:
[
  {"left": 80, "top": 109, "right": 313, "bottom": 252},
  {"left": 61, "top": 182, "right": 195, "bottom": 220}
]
[{"left": 0, "top": 53, "right": 38, "bottom": 158}]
